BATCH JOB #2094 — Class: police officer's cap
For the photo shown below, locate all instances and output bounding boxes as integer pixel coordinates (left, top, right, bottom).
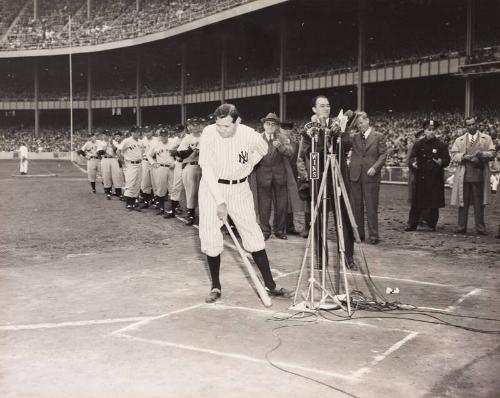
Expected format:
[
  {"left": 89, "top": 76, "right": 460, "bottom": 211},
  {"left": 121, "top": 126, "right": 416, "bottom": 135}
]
[
  {"left": 175, "top": 124, "right": 185, "bottom": 132},
  {"left": 465, "top": 116, "right": 477, "bottom": 125},
  {"left": 159, "top": 128, "right": 169, "bottom": 136},
  {"left": 422, "top": 119, "right": 439, "bottom": 129},
  {"left": 130, "top": 125, "right": 138, "bottom": 132}
]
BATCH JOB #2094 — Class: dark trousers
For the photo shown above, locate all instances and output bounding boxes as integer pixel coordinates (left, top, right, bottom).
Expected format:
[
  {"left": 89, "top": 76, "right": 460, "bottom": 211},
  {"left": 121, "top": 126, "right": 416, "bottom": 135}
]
[
  {"left": 350, "top": 179, "right": 380, "bottom": 240},
  {"left": 458, "top": 181, "right": 486, "bottom": 232},
  {"left": 408, "top": 207, "right": 439, "bottom": 229},
  {"left": 314, "top": 198, "right": 354, "bottom": 263},
  {"left": 258, "top": 182, "right": 288, "bottom": 235}
]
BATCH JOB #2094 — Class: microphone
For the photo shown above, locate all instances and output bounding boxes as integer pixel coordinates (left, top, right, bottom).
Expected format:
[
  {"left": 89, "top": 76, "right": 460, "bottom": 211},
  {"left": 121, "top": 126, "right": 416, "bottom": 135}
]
[{"left": 319, "top": 116, "right": 327, "bottom": 128}]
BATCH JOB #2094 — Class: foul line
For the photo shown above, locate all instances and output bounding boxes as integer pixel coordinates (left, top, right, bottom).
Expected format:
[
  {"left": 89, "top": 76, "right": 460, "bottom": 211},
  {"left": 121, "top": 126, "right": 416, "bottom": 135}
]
[
  {"left": 109, "top": 303, "right": 204, "bottom": 336},
  {"left": 351, "top": 331, "right": 419, "bottom": 379},
  {"left": 0, "top": 316, "right": 152, "bottom": 331},
  {"left": 115, "top": 332, "right": 356, "bottom": 381},
  {"left": 71, "top": 160, "right": 87, "bottom": 174}
]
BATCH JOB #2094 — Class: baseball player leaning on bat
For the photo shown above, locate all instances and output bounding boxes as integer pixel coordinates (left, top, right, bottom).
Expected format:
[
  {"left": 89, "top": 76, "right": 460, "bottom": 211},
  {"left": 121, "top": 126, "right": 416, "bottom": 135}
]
[{"left": 198, "top": 103, "right": 293, "bottom": 303}]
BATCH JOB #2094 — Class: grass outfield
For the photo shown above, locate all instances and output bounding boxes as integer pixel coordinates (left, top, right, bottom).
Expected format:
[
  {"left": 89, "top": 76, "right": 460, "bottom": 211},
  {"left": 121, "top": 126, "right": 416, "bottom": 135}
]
[{"left": 1, "top": 160, "right": 499, "bottom": 398}]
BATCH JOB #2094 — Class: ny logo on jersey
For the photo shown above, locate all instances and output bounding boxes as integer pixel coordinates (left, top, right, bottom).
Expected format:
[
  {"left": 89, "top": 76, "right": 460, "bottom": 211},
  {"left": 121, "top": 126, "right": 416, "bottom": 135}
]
[{"left": 238, "top": 150, "right": 249, "bottom": 164}]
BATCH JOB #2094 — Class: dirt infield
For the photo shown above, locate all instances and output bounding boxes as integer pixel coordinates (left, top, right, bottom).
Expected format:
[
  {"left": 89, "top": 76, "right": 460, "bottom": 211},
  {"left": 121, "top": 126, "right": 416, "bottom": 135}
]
[{"left": 0, "top": 160, "right": 499, "bottom": 398}]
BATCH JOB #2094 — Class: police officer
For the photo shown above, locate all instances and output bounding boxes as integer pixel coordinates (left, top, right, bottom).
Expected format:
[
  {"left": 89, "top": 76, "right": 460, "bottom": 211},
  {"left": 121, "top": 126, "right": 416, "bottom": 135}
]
[{"left": 406, "top": 120, "right": 450, "bottom": 231}]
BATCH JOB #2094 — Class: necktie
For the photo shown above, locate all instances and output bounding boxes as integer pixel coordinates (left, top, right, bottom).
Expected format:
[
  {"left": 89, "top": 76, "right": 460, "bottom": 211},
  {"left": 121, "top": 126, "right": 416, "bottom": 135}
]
[{"left": 470, "top": 134, "right": 476, "bottom": 147}]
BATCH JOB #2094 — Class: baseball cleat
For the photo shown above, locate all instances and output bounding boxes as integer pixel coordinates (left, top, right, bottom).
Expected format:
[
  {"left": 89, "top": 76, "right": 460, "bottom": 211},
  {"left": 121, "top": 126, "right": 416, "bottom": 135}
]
[{"left": 205, "top": 288, "right": 221, "bottom": 303}]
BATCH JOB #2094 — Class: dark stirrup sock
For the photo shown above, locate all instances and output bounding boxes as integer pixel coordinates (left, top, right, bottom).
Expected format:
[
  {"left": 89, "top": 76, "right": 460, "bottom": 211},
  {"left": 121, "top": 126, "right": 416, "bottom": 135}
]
[
  {"left": 251, "top": 249, "right": 276, "bottom": 290},
  {"left": 207, "top": 255, "right": 221, "bottom": 290},
  {"left": 90, "top": 182, "right": 96, "bottom": 191}
]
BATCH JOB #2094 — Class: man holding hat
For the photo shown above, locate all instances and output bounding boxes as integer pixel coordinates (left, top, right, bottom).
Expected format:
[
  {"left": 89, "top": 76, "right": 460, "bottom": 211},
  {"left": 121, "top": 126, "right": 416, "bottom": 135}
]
[
  {"left": 117, "top": 126, "right": 143, "bottom": 211},
  {"left": 450, "top": 117, "right": 496, "bottom": 234},
  {"left": 254, "top": 112, "right": 294, "bottom": 240},
  {"left": 139, "top": 126, "right": 157, "bottom": 208},
  {"left": 164, "top": 124, "right": 186, "bottom": 219},
  {"left": 405, "top": 119, "right": 450, "bottom": 231},
  {"left": 147, "top": 128, "right": 177, "bottom": 215},
  {"left": 98, "top": 130, "right": 124, "bottom": 200}
]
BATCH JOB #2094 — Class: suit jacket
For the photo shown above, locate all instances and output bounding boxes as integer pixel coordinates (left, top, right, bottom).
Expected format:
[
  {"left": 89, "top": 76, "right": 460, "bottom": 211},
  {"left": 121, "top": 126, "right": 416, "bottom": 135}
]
[
  {"left": 254, "top": 131, "right": 294, "bottom": 186},
  {"left": 450, "top": 132, "right": 495, "bottom": 207},
  {"left": 349, "top": 128, "right": 387, "bottom": 183}
]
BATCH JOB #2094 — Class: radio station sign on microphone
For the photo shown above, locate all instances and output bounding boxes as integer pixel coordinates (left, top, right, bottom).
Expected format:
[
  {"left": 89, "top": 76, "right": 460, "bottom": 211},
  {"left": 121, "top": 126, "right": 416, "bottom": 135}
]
[{"left": 310, "top": 152, "right": 319, "bottom": 179}]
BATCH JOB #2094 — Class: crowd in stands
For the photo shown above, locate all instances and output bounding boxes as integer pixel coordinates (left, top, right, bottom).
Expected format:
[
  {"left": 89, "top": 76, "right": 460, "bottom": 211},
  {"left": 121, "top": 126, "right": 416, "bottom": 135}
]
[
  {"left": 2, "top": 112, "right": 498, "bottom": 168},
  {"left": 0, "top": 0, "right": 252, "bottom": 50}
]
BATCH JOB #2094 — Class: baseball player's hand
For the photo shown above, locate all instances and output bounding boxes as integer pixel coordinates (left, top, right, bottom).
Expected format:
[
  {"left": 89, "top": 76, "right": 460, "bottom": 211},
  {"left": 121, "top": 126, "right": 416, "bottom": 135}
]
[
  {"left": 153, "top": 163, "right": 160, "bottom": 168},
  {"left": 367, "top": 167, "right": 376, "bottom": 177},
  {"left": 216, "top": 202, "right": 228, "bottom": 221},
  {"left": 411, "top": 161, "right": 418, "bottom": 169},
  {"left": 272, "top": 140, "right": 281, "bottom": 148}
]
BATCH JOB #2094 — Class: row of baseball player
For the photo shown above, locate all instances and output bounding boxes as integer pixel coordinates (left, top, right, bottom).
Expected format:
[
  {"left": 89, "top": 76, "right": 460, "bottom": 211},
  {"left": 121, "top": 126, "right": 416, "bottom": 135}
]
[{"left": 77, "top": 119, "right": 204, "bottom": 225}]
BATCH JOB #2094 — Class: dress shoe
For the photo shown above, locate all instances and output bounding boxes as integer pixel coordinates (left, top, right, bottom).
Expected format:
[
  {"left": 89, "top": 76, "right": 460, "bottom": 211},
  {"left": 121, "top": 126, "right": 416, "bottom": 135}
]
[
  {"left": 205, "top": 288, "right": 221, "bottom": 303},
  {"left": 156, "top": 209, "right": 165, "bottom": 216},
  {"left": 275, "top": 233, "right": 288, "bottom": 240},
  {"left": 267, "top": 287, "right": 293, "bottom": 298},
  {"left": 347, "top": 259, "right": 359, "bottom": 271},
  {"left": 300, "top": 228, "right": 309, "bottom": 239},
  {"left": 106, "top": 194, "right": 111, "bottom": 200},
  {"left": 404, "top": 226, "right": 417, "bottom": 232},
  {"left": 454, "top": 228, "right": 467, "bottom": 234}
]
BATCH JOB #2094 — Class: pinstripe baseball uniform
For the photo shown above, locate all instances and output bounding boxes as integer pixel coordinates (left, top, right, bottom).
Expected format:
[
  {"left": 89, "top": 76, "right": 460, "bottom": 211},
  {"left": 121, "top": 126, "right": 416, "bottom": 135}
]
[
  {"left": 198, "top": 123, "right": 268, "bottom": 257},
  {"left": 99, "top": 139, "right": 124, "bottom": 190},
  {"left": 170, "top": 136, "right": 184, "bottom": 202},
  {"left": 18, "top": 144, "right": 28, "bottom": 175},
  {"left": 119, "top": 136, "right": 143, "bottom": 199},
  {"left": 140, "top": 136, "right": 157, "bottom": 196},
  {"left": 179, "top": 134, "right": 201, "bottom": 209},
  {"left": 81, "top": 139, "right": 103, "bottom": 183},
  {"left": 148, "top": 139, "right": 176, "bottom": 197}
]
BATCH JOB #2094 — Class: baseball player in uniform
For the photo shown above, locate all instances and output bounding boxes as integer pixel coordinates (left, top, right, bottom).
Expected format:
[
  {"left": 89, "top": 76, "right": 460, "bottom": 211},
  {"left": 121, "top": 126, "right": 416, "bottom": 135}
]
[
  {"left": 177, "top": 117, "right": 204, "bottom": 225},
  {"left": 139, "top": 126, "right": 157, "bottom": 208},
  {"left": 18, "top": 142, "right": 29, "bottom": 175},
  {"left": 147, "top": 128, "right": 177, "bottom": 215},
  {"left": 164, "top": 125, "right": 186, "bottom": 218},
  {"left": 78, "top": 133, "right": 104, "bottom": 193},
  {"left": 98, "top": 131, "right": 124, "bottom": 200},
  {"left": 117, "top": 127, "right": 143, "bottom": 211},
  {"left": 198, "top": 103, "right": 292, "bottom": 303}
]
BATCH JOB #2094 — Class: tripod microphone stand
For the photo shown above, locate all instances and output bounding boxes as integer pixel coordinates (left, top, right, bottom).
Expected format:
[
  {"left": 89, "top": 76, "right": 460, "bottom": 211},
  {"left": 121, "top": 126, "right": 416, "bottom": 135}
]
[{"left": 291, "top": 117, "right": 378, "bottom": 315}]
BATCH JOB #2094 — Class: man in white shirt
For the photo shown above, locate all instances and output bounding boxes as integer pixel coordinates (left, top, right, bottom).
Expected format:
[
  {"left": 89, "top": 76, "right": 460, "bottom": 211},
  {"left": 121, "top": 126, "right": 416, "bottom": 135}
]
[
  {"left": 18, "top": 142, "right": 29, "bottom": 175},
  {"left": 198, "top": 103, "right": 292, "bottom": 303}
]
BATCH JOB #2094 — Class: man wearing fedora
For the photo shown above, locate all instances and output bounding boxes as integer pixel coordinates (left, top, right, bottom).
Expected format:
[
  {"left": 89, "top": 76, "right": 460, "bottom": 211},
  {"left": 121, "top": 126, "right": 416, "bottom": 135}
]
[
  {"left": 254, "top": 113, "right": 294, "bottom": 240},
  {"left": 450, "top": 116, "right": 496, "bottom": 235}
]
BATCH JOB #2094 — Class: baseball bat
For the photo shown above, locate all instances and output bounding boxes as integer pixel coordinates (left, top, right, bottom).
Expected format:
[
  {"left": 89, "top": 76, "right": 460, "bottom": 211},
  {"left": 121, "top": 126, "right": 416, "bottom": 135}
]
[{"left": 224, "top": 220, "right": 272, "bottom": 307}]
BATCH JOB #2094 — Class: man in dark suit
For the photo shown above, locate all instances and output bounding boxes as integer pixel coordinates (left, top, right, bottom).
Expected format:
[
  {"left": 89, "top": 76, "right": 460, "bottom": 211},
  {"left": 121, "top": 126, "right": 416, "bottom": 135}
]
[
  {"left": 349, "top": 111, "right": 387, "bottom": 244},
  {"left": 297, "top": 95, "right": 356, "bottom": 269},
  {"left": 255, "top": 113, "right": 294, "bottom": 240},
  {"left": 406, "top": 119, "right": 450, "bottom": 232}
]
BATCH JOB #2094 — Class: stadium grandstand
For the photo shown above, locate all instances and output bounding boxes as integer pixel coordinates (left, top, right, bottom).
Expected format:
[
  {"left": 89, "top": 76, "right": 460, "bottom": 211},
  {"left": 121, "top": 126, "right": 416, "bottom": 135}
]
[{"left": 0, "top": 0, "right": 499, "bottom": 167}]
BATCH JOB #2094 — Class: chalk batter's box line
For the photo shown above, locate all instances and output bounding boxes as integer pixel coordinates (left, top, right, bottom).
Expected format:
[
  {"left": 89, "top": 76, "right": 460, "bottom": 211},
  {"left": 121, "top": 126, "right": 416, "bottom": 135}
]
[{"left": 110, "top": 302, "right": 419, "bottom": 383}]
